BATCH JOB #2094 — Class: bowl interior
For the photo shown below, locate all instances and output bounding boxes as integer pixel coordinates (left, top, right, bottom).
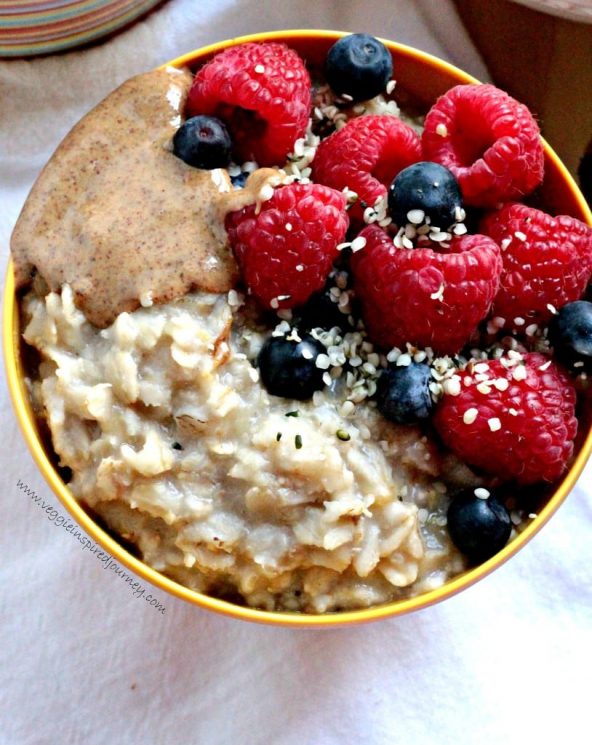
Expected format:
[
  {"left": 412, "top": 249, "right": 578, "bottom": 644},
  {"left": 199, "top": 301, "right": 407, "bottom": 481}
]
[{"left": 4, "top": 29, "right": 592, "bottom": 627}]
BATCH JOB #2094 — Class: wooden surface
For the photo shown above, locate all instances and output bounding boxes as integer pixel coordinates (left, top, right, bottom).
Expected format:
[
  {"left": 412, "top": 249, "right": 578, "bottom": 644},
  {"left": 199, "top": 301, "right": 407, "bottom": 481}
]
[{"left": 455, "top": 0, "right": 592, "bottom": 180}]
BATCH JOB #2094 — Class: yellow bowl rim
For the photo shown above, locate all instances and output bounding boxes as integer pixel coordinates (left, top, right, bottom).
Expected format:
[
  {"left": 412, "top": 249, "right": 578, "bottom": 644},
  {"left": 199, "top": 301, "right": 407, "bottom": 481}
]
[{"left": 4, "top": 28, "right": 592, "bottom": 627}]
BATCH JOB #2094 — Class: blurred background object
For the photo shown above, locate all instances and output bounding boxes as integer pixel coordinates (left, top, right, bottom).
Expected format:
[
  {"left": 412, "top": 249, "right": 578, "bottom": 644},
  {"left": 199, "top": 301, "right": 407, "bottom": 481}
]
[
  {"left": 508, "top": 0, "right": 592, "bottom": 23},
  {"left": 0, "top": 1, "right": 166, "bottom": 57},
  {"left": 455, "top": 0, "right": 592, "bottom": 200},
  {"left": 579, "top": 139, "right": 592, "bottom": 205}
]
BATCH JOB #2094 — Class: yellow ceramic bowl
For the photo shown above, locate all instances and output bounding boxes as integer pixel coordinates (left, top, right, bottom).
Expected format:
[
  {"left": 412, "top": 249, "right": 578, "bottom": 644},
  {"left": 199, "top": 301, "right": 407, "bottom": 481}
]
[{"left": 4, "top": 30, "right": 592, "bottom": 627}]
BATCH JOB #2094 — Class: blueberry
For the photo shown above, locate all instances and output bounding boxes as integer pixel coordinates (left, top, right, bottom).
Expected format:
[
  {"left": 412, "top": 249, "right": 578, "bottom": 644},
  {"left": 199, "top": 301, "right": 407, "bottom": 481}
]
[
  {"left": 375, "top": 362, "right": 433, "bottom": 424},
  {"left": 173, "top": 115, "right": 232, "bottom": 169},
  {"left": 325, "top": 34, "right": 393, "bottom": 103},
  {"left": 388, "top": 161, "right": 463, "bottom": 229},
  {"left": 297, "top": 290, "right": 355, "bottom": 333},
  {"left": 447, "top": 489, "right": 512, "bottom": 564},
  {"left": 548, "top": 300, "right": 592, "bottom": 371},
  {"left": 257, "top": 334, "right": 326, "bottom": 400}
]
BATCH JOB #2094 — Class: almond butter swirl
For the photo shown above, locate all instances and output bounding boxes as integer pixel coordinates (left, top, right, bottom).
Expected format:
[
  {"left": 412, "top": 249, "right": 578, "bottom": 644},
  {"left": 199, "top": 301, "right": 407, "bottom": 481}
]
[{"left": 11, "top": 67, "right": 287, "bottom": 328}]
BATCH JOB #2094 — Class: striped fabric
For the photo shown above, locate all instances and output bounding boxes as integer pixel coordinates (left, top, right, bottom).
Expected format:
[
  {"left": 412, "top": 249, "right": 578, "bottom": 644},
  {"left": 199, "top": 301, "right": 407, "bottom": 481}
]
[{"left": 0, "top": 1, "right": 164, "bottom": 57}]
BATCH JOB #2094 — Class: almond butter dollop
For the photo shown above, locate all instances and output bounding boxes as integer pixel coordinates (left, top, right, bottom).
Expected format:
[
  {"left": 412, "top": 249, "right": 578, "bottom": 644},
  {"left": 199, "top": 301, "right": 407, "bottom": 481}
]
[{"left": 11, "top": 67, "right": 286, "bottom": 328}]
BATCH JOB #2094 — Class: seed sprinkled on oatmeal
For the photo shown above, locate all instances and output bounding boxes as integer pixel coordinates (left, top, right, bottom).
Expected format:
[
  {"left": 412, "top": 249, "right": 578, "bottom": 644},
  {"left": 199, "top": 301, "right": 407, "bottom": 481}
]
[
  {"left": 351, "top": 236, "right": 367, "bottom": 253},
  {"left": 140, "top": 290, "right": 153, "bottom": 307},
  {"left": 294, "top": 434, "right": 303, "bottom": 449},
  {"left": 285, "top": 410, "right": 299, "bottom": 417},
  {"left": 493, "top": 378, "right": 509, "bottom": 391},
  {"left": 443, "top": 377, "right": 461, "bottom": 396},
  {"left": 340, "top": 400, "right": 356, "bottom": 417},
  {"left": 463, "top": 408, "right": 478, "bottom": 424},
  {"left": 315, "top": 353, "right": 331, "bottom": 370},
  {"left": 276, "top": 432, "right": 282, "bottom": 441},
  {"left": 513, "top": 364, "right": 527, "bottom": 381},
  {"left": 525, "top": 323, "right": 538, "bottom": 337},
  {"left": 407, "top": 209, "right": 425, "bottom": 225},
  {"left": 227, "top": 289, "right": 242, "bottom": 307},
  {"left": 488, "top": 417, "right": 502, "bottom": 432},
  {"left": 510, "top": 510, "right": 522, "bottom": 526},
  {"left": 336, "top": 429, "right": 351, "bottom": 441}
]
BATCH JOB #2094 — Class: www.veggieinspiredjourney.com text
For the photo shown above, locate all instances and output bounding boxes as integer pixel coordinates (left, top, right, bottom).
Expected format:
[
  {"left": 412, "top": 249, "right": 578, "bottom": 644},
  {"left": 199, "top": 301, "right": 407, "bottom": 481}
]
[{"left": 17, "top": 479, "right": 166, "bottom": 614}]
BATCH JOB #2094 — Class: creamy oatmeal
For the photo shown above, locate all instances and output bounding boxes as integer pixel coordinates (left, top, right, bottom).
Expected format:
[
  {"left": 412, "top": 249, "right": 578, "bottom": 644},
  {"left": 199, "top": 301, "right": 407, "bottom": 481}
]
[{"left": 22, "top": 285, "right": 470, "bottom": 612}]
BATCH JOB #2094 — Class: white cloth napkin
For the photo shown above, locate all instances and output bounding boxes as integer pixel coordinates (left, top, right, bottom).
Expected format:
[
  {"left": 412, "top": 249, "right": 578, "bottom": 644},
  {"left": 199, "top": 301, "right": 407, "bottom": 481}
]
[{"left": 1, "top": 2, "right": 590, "bottom": 744}]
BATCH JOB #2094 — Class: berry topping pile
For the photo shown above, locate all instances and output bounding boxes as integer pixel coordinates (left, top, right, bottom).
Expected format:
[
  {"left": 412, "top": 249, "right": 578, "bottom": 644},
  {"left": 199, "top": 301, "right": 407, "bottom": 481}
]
[
  {"left": 388, "top": 161, "right": 463, "bottom": 230},
  {"left": 311, "top": 114, "right": 421, "bottom": 224},
  {"left": 433, "top": 353, "right": 578, "bottom": 485},
  {"left": 181, "top": 34, "right": 592, "bottom": 567},
  {"left": 225, "top": 182, "right": 349, "bottom": 310},
  {"left": 422, "top": 84, "right": 544, "bottom": 207},
  {"left": 446, "top": 489, "right": 512, "bottom": 564},
  {"left": 173, "top": 115, "right": 232, "bottom": 169},
  {"left": 351, "top": 225, "right": 502, "bottom": 354},
  {"left": 480, "top": 202, "right": 592, "bottom": 331},
  {"left": 324, "top": 33, "right": 393, "bottom": 102},
  {"left": 376, "top": 362, "right": 433, "bottom": 424},
  {"left": 186, "top": 42, "right": 311, "bottom": 166},
  {"left": 548, "top": 301, "right": 592, "bottom": 372},
  {"left": 257, "top": 333, "right": 326, "bottom": 400}
]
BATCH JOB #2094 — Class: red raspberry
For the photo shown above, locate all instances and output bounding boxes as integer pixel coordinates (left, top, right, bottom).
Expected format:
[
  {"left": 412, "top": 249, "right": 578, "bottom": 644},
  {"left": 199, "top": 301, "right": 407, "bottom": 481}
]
[
  {"left": 350, "top": 225, "right": 502, "bottom": 354},
  {"left": 433, "top": 353, "right": 577, "bottom": 485},
  {"left": 422, "top": 84, "right": 544, "bottom": 208},
  {"left": 186, "top": 43, "right": 311, "bottom": 167},
  {"left": 225, "top": 183, "right": 349, "bottom": 309},
  {"left": 480, "top": 203, "right": 592, "bottom": 332},
  {"left": 311, "top": 115, "right": 421, "bottom": 222}
]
